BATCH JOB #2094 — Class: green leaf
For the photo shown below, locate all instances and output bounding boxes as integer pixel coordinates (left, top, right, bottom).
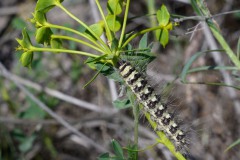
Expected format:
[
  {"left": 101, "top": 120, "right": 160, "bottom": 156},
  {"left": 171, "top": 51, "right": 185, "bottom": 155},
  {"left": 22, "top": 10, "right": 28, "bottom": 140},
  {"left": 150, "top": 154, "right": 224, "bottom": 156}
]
[
  {"left": 106, "top": 15, "right": 121, "bottom": 32},
  {"left": 84, "top": 22, "right": 104, "bottom": 41},
  {"left": 16, "top": 28, "right": 32, "bottom": 49},
  {"left": 127, "top": 144, "right": 138, "bottom": 160},
  {"left": 89, "top": 23, "right": 104, "bottom": 37},
  {"left": 31, "top": 11, "right": 48, "bottom": 27},
  {"left": 190, "top": 0, "right": 202, "bottom": 16},
  {"left": 113, "top": 98, "right": 131, "bottom": 109},
  {"left": 98, "top": 153, "right": 110, "bottom": 160},
  {"left": 35, "top": 0, "right": 63, "bottom": 13},
  {"left": 107, "top": 0, "right": 123, "bottom": 15},
  {"left": 35, "top": 26, "right": 53, "bottom": 45},
  {"left": 139, "top": 33, "right": 148, "bottom": 50},
  {"left": 225, "top": 139, "right": 240, "bottom": 152},
  {"left": 158, "top": 28, "right": 169, "bottom": 48},
  {"left": 181, "top": 50, "right": 224, "bottom": 83},
  {"left": 51, "top": 38, "right": 62, "bottom": 50},
  {"left": 157, "top": 5, "right": 170, "bottom": 26},
  {"left": 120, "top": 51, "right": 155, "bottom": 71},
  {"left": 11, "top": 17, "right": 26, "bottom": 30},
  {"left": 111, "top": 139, "right": 124, "bottom": 159},
  {"left": 19, "top": 135, "right": 36, "bottom": 153},
  {"left": 237, "top": 36, "right": 240, "bottom": 59},
  {"left": 20, "top": 51, "right": 34, "bottom": 68},
  {"left": 21, "top": 103, "right": 46, "bottom": 119},
  {"left": 44, "top": 136, "right": 58, "bottom": 157}
]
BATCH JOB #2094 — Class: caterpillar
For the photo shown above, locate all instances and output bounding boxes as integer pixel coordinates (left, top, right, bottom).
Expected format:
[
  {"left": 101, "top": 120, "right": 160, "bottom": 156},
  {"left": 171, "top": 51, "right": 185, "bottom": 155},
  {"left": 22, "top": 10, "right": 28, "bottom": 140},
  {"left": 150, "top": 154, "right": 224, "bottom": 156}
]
[{"left": 117, "top": 60, "right": 189, "bottom": 153}]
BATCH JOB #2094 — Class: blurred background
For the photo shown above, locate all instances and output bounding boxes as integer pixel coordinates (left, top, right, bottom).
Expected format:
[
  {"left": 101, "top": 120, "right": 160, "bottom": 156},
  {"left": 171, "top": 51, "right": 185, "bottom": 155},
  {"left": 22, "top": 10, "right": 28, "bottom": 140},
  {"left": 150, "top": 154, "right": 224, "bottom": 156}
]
[{"left": 0, "top": 0, "right": 240, "bottom": 159}]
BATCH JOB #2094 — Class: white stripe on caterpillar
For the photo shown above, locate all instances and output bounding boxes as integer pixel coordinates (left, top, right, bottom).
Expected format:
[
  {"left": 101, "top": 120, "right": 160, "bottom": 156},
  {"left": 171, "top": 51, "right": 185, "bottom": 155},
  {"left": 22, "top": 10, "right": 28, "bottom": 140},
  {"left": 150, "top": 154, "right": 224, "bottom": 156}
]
[{"left": 118, "top": 61, "right": 188, "bottom": 153}]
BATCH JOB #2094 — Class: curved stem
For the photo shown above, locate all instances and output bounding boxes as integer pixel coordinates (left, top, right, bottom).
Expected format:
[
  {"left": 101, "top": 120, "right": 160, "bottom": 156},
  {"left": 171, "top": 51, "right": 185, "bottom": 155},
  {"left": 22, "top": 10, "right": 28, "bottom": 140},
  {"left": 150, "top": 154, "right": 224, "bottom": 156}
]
[
  {"left": 55, "top": 2, "right": 112, "bottom": 54},
  {"left": 118, "top": 0, "right": 130, "bottom": 50},
  {"left": 144, "top": 112, "right": 186, "bottom": 160},
  {"left": 95, "top": 0, "right": 112, "bottom": 43},
  {"left": 31, "top": 47, "right": 99, "bottom": 58},
  {"left": 122, "top": 25, "right": 163, "bottom": 48},
  {"left": 51, "top": 35, "right": 105, "bottom": 54},
  {"left": 46, "top": 23, "right": 105, "bottom": 52}
]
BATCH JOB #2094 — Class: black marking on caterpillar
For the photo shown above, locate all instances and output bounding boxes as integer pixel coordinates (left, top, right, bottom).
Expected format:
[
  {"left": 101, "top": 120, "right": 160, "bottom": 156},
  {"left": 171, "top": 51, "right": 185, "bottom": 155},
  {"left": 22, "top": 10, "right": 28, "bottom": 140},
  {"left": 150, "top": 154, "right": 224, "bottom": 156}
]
[{"left": 117, "top": 60, "right": 189, "bottom": 154}]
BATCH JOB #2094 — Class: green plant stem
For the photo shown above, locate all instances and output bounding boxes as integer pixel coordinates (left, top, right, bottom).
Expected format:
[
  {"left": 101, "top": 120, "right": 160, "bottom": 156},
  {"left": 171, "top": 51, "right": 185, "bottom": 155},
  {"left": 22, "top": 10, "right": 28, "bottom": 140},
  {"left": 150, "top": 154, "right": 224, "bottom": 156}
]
[
  {"left": 133, "top": 104, "right": 139, "bottom": 147},
  {"left": 118, "top": 0, "right": 130, "bottom": 49},
  {"left": 31, "top": 47, "right": 99, "bottom": 58},
  {"left": 51, "top": 35, "right": 105, "bottom": 54},
  {"left": 146, "top": 0, "right": 158, "bottom": 40},
  {"left": 122, "top": 25, "right": 163, "bottom": 48},
  {"left": 95, "top": 0, "right": 113, "bottom": 43},
  {"left": 208, "top": 23, "right": 240, "bottom": 68},
  {"left": 46, "top": 23, "right": 105, "bottom": 52},
  {"left": 144, "top": 112, "right": 186, "bottom": 160},
  {"left": 191, "top": 0, "right": 240, "bottom": 69},
  {"left": 55, "top": 2, "right": 112, "bottom": 54}
]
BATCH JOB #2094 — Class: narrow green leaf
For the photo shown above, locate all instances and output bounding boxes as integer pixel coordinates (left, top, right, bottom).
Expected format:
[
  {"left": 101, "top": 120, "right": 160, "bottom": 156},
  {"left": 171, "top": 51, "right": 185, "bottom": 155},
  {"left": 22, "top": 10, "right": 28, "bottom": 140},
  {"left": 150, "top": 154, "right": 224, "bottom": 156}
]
[
  {"left": 98, "top": 153, "right": 110, "bottom": 160},
  {"left": 225, "top": 139, "right": 240, "bottom": 152},
  {"left": 180, "top": 50, "right": 224, "bottom": 83},
  {"left": 237, "top": 36, "right": 240, "bottom": 59},
  {"left": 190, "top": 0, "right": 202, "bottom": 16},
  {"left": 111, "top": 139, "right": 124, "bottom": 158},
  {"left": 139, "top": 33, "right": 148, "bottom": 50},
  {"left": 83, "top": 63, "right": 107, "bottom": 88},
  {"left": 157, "top": 5, "right": 170, "bottom": 26}
]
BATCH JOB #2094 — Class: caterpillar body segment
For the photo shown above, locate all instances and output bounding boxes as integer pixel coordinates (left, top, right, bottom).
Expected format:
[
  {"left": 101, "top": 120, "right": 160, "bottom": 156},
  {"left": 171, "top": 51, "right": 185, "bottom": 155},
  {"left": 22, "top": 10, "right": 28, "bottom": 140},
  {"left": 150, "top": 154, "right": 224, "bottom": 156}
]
[{"left": 118, "top": 61, "right": 188, "bottom": 152}]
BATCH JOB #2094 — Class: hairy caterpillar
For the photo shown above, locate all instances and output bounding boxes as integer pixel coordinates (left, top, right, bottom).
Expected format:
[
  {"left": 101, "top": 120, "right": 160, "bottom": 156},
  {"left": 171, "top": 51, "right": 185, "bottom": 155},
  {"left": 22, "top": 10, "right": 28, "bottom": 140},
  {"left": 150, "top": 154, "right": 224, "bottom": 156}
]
[{"left": 117, "top": 60, "right": 189, "bottom": 153}]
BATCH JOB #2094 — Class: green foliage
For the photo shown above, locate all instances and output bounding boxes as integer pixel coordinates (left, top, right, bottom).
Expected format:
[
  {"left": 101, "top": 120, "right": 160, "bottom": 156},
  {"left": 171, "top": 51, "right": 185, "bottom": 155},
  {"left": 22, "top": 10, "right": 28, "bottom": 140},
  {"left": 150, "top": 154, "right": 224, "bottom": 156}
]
[
  {"left": 225, "top": 138, "right": 240, "bottom": 152},
  {"left": 15, "top": 0, "right": 189, "bottom": 159},
  {"left": 156, "top": 5, "right": 172, "bottom": 47},
  {"left": 107, "top": 0, "right": 123, "bottom": 15},
  {"left": 98, "top": 140, "right": 137, "bottom": 160},
  {"left": 36, "top": 26, "right": 53, "bottom": 45},
  {"left": 35, "top": 0, "right": 63, "bottom": 13},
  {"left": 16, "top": 28, "right": 34, "bottom": 68},
  {"left": 113, "top": 98, "right": 131, "bottom": 109}
]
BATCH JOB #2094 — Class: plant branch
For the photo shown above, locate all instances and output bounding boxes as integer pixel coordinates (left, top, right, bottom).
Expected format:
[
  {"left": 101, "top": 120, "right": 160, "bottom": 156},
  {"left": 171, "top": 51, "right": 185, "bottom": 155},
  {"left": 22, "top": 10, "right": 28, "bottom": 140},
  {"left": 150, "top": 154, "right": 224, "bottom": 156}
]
[
  {"left": 46, "top": 23, "right": 105, "bottom": 51},
  {"left": 118, "top": 0, "right": 130, "bottom": 49},
  {"left": 95, "top": 0, "right": 113, "bottom": 43},
  {"left": 144, "top": 112, "right": 186, "bottom": 160},
  {"left": 122, "top": 25, "right": 164, "bottom": 48},
  {"left": 55, "top": 2, "right": 111, "bottom": 54},
  {"left": 51, "top": 34, "right": 105, "bottom": 54},
  {"left": 31, "top": 47, "right": 99, "bottom": 58}
]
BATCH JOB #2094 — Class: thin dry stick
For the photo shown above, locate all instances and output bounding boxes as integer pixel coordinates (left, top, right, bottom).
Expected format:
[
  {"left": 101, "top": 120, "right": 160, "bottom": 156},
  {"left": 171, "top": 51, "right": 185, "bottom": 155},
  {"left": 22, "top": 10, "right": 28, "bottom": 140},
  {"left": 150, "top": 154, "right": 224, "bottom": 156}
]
[{"left": 0, "top": 62, "right": 108, "bottom": 152}]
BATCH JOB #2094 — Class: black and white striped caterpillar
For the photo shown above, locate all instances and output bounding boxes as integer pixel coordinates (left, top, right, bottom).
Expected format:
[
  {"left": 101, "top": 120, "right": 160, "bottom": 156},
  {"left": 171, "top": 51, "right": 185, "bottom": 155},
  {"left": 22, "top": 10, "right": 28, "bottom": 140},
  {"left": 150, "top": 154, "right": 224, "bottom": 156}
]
[{"left": 117, "top": 60, "right": 189, "bottom": 153}]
